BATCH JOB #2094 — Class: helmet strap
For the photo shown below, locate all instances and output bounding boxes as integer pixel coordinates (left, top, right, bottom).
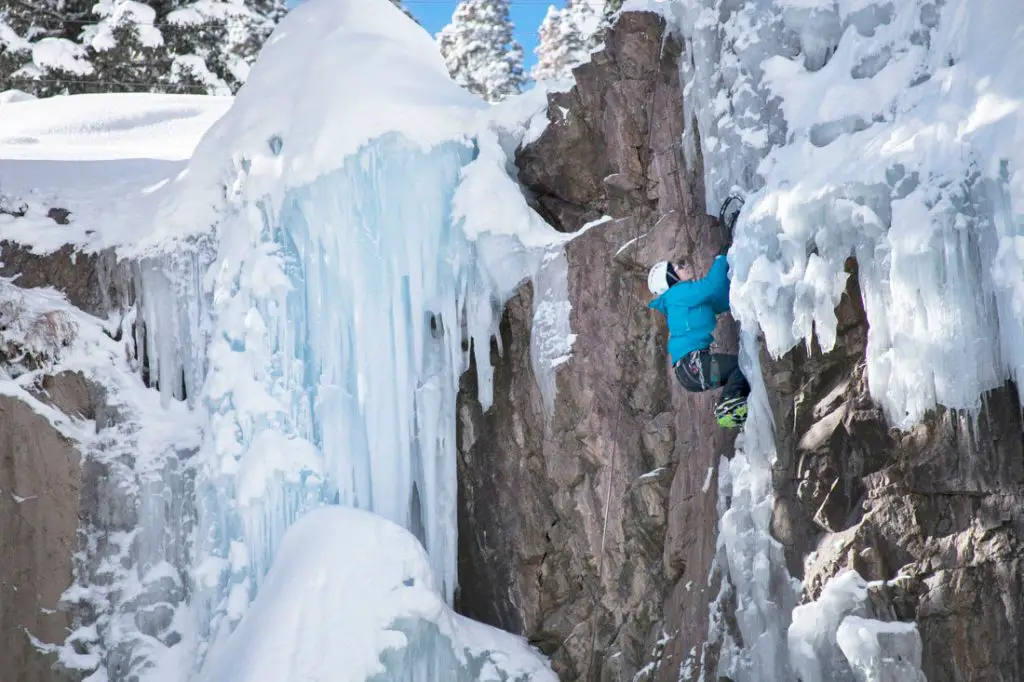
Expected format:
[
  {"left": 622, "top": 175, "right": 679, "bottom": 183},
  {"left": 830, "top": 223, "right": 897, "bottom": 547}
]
[{"left": 666, "top": 263, "right": 680, "bottom": 287}]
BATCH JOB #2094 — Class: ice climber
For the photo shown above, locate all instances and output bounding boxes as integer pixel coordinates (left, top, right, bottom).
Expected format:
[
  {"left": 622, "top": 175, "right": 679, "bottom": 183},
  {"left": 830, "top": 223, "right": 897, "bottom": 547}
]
[{"left": 646, "top": 196, "right": 750, "bottom": 428}]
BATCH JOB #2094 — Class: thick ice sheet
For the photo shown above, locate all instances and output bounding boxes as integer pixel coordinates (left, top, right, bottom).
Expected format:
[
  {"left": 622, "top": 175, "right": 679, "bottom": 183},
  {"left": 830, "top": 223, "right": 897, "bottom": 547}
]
[
  {"left": 0, "top": 1, "right": 590, "bottom": 678},
  {"left": 198, "top": 507, "right": 555, "bottom": 682}
]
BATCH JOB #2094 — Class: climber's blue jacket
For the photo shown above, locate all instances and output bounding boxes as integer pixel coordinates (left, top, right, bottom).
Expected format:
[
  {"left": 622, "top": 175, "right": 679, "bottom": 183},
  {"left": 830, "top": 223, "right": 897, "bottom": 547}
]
[{"left": 647, "top": 255, "right": 730, "bottom": 364}]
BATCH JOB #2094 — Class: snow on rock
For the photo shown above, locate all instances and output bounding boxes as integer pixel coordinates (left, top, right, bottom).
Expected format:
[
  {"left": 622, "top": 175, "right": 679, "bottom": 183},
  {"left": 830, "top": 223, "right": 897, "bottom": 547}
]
[
  {"left": 677, "top": 0, "right": 1024, "bottom": 428},
  {"left": 788, "top": 570, "right": 873, "bottom": 681},
  {"left": 197, "top": 507, "right": 555, "bottom": 682},
  {"left": 0, "top": 273, "right": 205, "bottom": 681},
  {"left": 142, "top": 0, "right": 485, "bottom": 251},
  {"left": 787, "top": 570, "right": 926, "bottom": 682}
]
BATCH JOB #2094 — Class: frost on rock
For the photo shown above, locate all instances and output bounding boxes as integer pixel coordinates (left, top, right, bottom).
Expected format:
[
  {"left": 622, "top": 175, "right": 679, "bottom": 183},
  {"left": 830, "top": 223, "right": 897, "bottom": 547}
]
[{"left": 530, "top": 247, "right": 573, "bottom": 414}]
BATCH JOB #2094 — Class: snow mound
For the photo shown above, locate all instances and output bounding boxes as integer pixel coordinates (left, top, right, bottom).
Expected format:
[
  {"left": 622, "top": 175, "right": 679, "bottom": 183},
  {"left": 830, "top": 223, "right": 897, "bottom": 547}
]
[
  {"left": 0, "top": 93, "right": 230, "bottom": 162},
  {"left": 0, "top": 89, "right": 37, "bottom": 105},
  {"left": 198, "top": 507, "right": 555, "bottom": 682},
  {"left": 144, "top": 0, "right": 486, "bottom": 252}
]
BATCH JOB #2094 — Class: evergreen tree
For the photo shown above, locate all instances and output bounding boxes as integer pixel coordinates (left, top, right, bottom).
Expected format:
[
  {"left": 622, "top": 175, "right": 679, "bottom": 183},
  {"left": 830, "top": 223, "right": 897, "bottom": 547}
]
[
  {"left": 437, "top": 0, "right": 525, "bottom": 102},
  {"left": 0, "top": 0, "right": 286, "bottom": 97},
  {"left": 532, "top": 0, "right": 606, "bottom": 83}
]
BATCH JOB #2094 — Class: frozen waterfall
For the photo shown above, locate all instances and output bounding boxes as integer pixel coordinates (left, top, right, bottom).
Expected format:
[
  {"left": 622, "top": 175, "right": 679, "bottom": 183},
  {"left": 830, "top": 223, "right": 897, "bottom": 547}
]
[
  {"left": 124, "top": 0, "right": 562, "bottom": 679},
  {"left": 667, "top": 0, "right": 1023, "bottom": 679}
]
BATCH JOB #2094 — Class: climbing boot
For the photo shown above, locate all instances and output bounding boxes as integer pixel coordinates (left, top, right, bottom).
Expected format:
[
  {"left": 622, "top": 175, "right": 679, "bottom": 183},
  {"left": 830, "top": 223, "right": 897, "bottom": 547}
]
[{"left": 714, "top": 395, "right": 748, "bottom": 428}]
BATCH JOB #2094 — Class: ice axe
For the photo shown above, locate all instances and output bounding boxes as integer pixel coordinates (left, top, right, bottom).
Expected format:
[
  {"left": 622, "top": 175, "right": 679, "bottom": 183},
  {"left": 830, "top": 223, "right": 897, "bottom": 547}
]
[{"left": 718, "top": 194, "right": 744, "bottom": 250}]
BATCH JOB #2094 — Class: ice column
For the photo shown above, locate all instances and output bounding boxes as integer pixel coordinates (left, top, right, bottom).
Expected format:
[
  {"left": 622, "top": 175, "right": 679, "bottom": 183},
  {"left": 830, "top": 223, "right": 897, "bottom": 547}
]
[
  {"left": 276, "top": 135, "right": 481, "bottom": 601},
  {"left": 188, "top": 133, "right": 499, "bottom": 655}
]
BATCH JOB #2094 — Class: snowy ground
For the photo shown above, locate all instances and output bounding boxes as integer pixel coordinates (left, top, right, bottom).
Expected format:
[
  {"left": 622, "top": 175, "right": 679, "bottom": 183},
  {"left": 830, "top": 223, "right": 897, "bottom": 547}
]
[{"left": 0, "top": 92, "right": 231, "bottom": 253}]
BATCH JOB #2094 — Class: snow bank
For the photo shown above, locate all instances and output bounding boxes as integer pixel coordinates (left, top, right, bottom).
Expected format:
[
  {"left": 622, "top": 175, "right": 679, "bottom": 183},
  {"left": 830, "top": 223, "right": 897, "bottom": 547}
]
[
  {"left": 0, "top": 93, "right": 230, "bottom": 254},
  {"left": 198, "top": 507, "right": 554, "bottom": 682},
  {"left": 0, "top": 89, "right": 37, "bottom": 105},
  {"left": 0, "top": 93, "right": 230, "bottom": 162}
]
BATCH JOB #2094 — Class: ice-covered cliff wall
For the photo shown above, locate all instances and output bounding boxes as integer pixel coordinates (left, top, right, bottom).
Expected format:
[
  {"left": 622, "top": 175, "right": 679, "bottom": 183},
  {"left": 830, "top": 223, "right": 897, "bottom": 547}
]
[{"left": 664, "top": 0, "right": 1024, "bottom": 679}]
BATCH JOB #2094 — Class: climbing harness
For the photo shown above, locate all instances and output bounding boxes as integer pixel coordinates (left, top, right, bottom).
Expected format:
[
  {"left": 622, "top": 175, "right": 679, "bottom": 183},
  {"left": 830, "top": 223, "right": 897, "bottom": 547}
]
[{"left": 674, "top": 349, "right": 722, "bottom": 392}]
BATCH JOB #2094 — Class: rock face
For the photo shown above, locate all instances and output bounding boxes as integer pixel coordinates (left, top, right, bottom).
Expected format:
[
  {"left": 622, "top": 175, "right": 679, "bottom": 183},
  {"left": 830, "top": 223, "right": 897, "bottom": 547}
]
[
  {"left": 0, "top": 371, "right": 99, "bottom": 682},
  {"left": 457, "top": 13, "right": 735, "bottom": 680},
  {"left": 0, "top": 241, "right": 130, "bottom": 317},
  {"left": 765, "top": 261, "right": 1024, "bottom": 682},
  {"left": 0, "top": 232, "right": 134, "bottom": 682}
]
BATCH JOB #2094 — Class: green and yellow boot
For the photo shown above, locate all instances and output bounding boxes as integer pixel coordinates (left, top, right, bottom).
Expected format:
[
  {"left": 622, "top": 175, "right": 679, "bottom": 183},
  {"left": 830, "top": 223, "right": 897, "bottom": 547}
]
[{"left": 715, "top": 396, "right": 748, "bottom": 428}]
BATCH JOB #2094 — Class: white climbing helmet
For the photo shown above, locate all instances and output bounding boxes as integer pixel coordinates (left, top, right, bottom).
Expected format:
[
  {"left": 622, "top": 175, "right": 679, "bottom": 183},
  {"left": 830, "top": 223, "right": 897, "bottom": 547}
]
[{"left": 648, "top": 261, "right": 671, "bottom": 296}]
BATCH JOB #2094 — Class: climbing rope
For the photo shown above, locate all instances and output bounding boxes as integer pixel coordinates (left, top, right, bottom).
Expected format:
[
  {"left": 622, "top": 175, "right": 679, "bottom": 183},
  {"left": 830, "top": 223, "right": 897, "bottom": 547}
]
[{"left": 584, "top": 210, "right": 646, "bottom": 680}]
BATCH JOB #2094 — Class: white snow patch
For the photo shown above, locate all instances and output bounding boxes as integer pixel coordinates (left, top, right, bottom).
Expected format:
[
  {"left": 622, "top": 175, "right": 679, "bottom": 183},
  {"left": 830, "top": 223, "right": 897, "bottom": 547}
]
[
  {"left": 31, "top": 38, "right": 94, "bottom": 76},
  {"left": 837, "top": 616, "right": 927, "bottom": 682}
]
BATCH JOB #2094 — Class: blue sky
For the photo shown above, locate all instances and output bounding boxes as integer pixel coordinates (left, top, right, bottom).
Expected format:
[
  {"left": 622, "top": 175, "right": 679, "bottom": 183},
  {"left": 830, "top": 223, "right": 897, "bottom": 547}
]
[{"left": 286, "top": 1, "right": 558, "bottom": 72}]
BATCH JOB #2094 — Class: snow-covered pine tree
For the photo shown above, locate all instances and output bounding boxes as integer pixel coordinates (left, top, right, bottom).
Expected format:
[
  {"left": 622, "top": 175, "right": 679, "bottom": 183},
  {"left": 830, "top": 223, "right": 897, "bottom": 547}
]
[
  {"left": 0, "top": 0, "right": 97, "bottom": 96},
  {"left": 531, "top": 0, "right": 606, "bottom": 83},
  {"left": 437, "top": 0, "right": 525, "bottom": 102},
  {"left": 0, "top": 0, "right": 286, "bottom": 98}
]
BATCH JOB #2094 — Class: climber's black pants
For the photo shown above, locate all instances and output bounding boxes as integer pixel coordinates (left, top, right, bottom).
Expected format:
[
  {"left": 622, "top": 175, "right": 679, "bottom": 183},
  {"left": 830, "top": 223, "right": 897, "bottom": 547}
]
[{"left": 673, "top": 349, "right": 750, "bottom": 402}]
